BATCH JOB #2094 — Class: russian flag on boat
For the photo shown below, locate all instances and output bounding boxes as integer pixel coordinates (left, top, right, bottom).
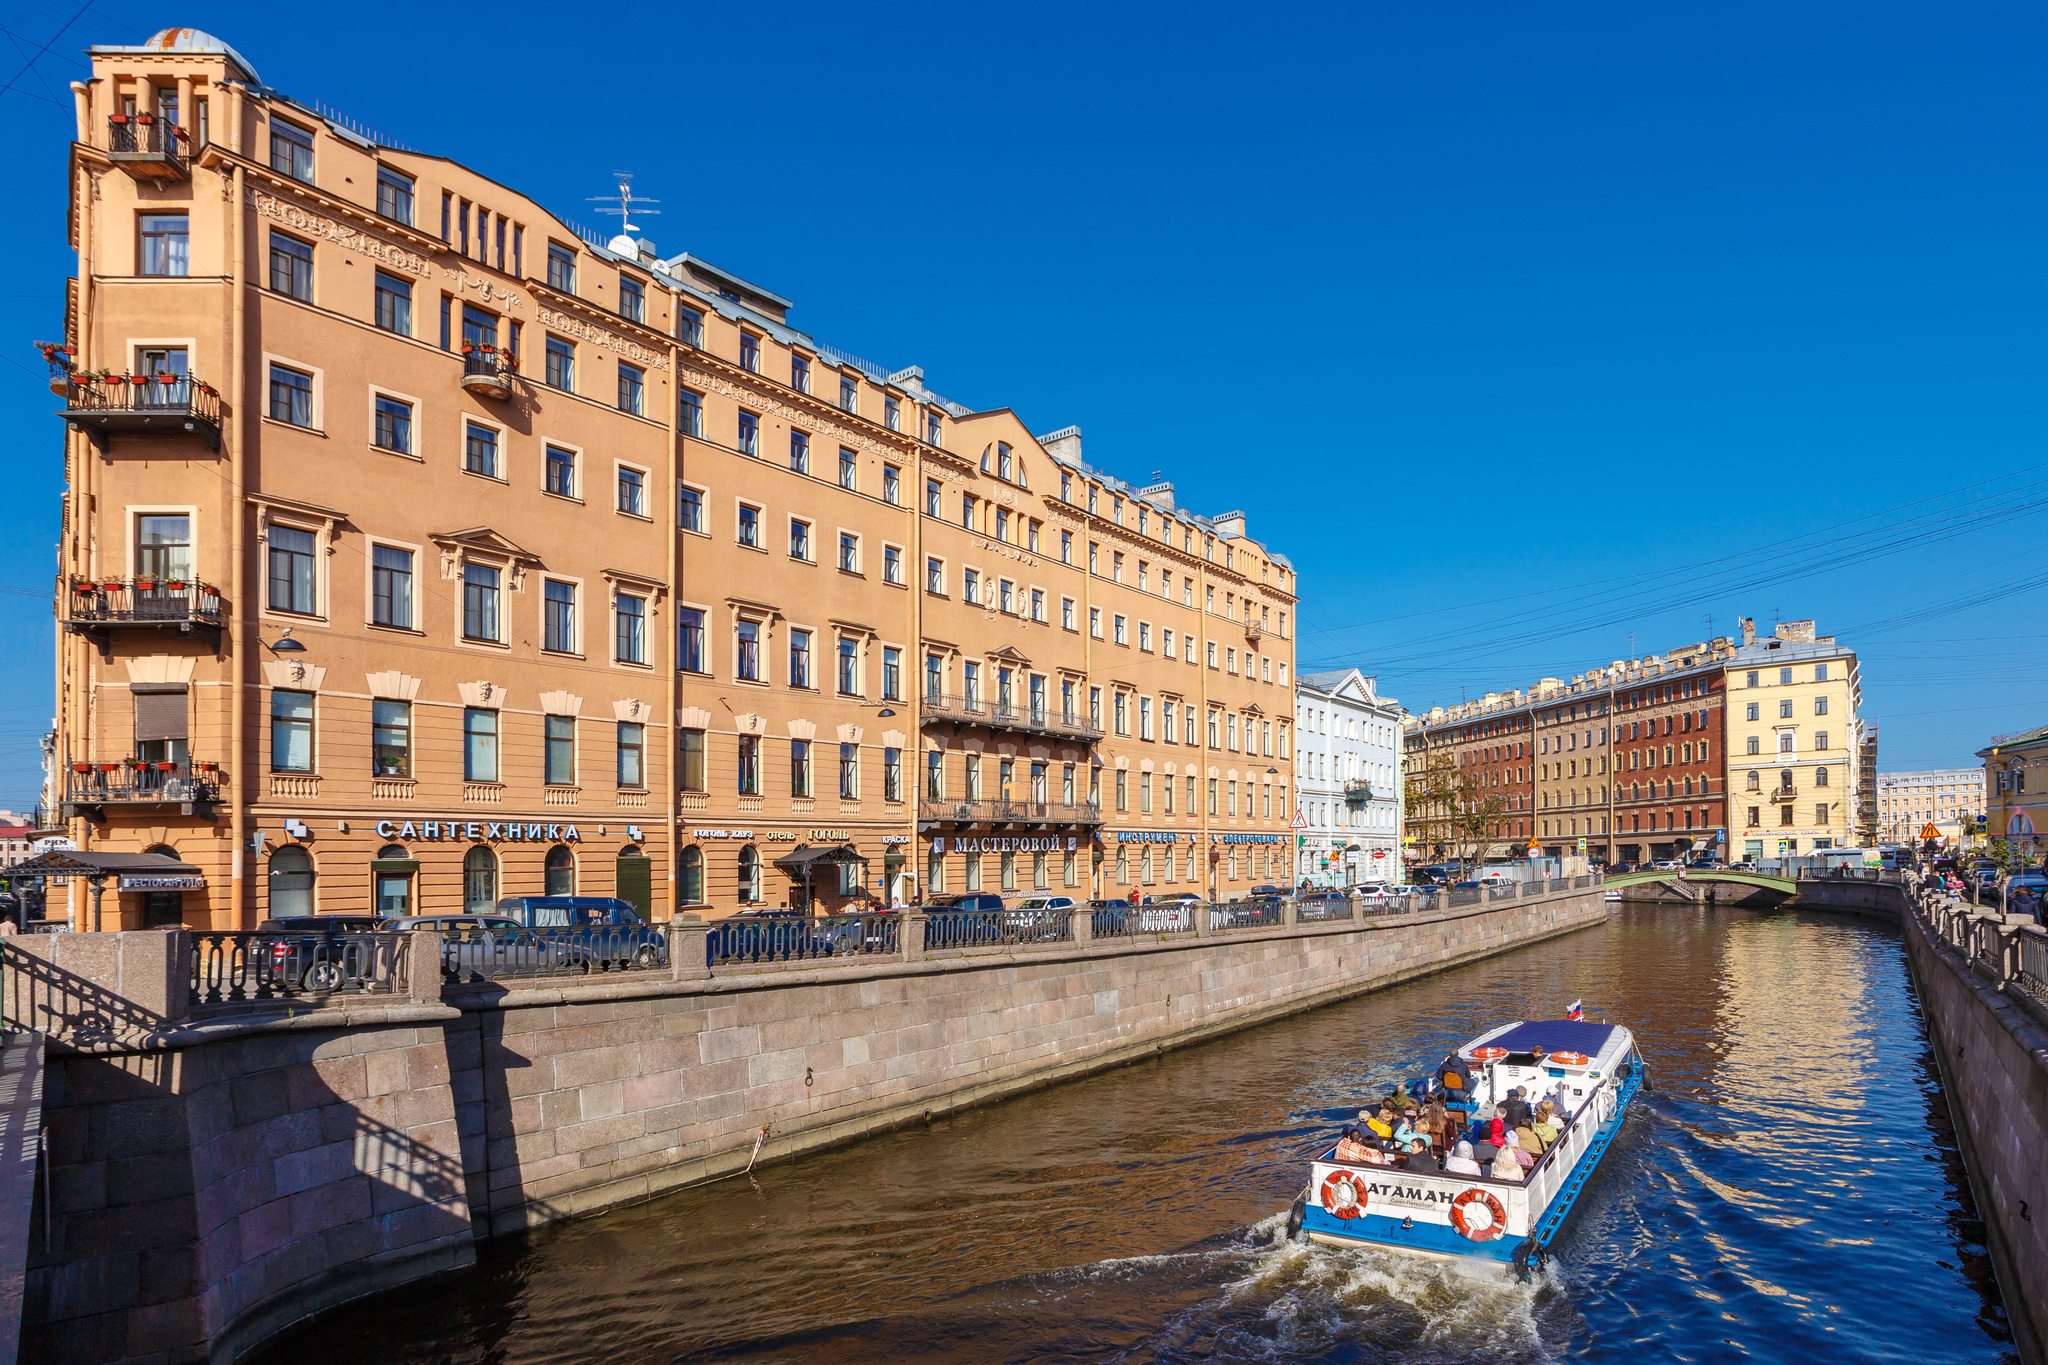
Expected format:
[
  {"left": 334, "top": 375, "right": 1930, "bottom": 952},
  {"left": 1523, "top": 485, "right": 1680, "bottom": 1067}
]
[{"left": 1566, "top": 999, "right": 1583, "bottom": 1021}]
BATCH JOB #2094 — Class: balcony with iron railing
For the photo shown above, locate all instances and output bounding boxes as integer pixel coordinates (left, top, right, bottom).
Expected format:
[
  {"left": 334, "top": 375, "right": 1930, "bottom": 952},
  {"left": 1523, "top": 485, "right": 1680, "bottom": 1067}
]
[
  {"left": 62, "top": 575, "right": 225, "bottom": 657},
  {"left": 917, "top": 798, "right": 1104, "bottom": 827},
  {"left": 460, "top": 344, "right": 517, "bottom": 400},
  {"left": 921, "top": 692, "right": 1105, "bottom": 741},
  {"left": 1344, "top": 782, "right": 1374, "bottom": 807},
  {"left": 61, "top": 372, "right": 222, "bottom": 450},
  {"left": 63, "top": 758, "right": 221, "bottom": 812},
  {"left": 107, "top": 114, "right": 188, "bottom": 180}
]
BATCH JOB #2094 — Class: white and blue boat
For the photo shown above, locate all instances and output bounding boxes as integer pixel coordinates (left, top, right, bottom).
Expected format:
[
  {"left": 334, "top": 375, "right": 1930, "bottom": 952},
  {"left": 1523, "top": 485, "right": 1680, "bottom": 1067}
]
[{"left": 1287, "top": 1018, "right": 1644, "bottom": 1273}]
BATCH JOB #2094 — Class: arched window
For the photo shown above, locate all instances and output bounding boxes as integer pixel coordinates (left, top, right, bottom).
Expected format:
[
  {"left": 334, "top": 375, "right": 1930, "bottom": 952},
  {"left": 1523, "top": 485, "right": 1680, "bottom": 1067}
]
[
  {"left": 463, "top": 846, "right": 497, "bottom": 913},
  {"left": 375, "top": 844, "right": 414, "bottom": 919},
  {"left": 378, "top": 843, "right": 408, "bottom": 859},
  {"left": 269, "top": 846, "right": 314, "bottom": 916},
  {"left": 737, "top": 844, "right": 761, "bottom": 902},
  {"left": 679, "top": 846, "right": 704, "bottom": 906},
  {"left": 544, "top": 845, "right": 575, "bottom": 897}
]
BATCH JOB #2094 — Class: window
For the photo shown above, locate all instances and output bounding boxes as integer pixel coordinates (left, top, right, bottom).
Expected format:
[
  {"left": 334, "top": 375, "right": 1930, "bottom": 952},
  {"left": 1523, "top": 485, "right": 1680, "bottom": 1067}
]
[
  {"left": 371, "top": 698, "right": 410, "bottom": 776},
  {"left": 678, "top": 485, "right": 703, "bottom": 532},
  {"left": 1779, "top": 699, "right": 1794, "bottom": 719},
  {"left": 996, "top": 509, "right": 1010, "bottom": 542},
  {"left": 738, "top": 411, "right": 760, "bottom": 457},
  {"left": 269, "top": 118, "right": 313, "bottom": 180},
  {"left": 927, "top": 750, "right": 945, "bottom": 799},
  {"left": 1815, "top": 764, "right": 1830, "bottom": 786},
  {"left": 679, "top": 728, "right": 706, "bottom": 791},
  {"left": 840, "top": 374, "right": 858, "bottom": 412},
  {"left": 269, "top": 232, "right": 313, "bottom": 301},
  {"left": 545, "top": 715, "right": 576, "bottom": 785},
  {"left": 738, "top": 504, "right": 760, "bottom": 547},
  {"left": 789, "top": 354, "right": 811, "bottom": 393},
  {"left": 1815, "top": 663, "right": 1829, "bottom": 681},
  {"left": 271, "top": 690, "right": 313, "bottom": 771},
  {"left": 1031, "top": 588, "right": 1045, "bottom": 622},
  {"left": 999, "top": 579, "right": 1014, "bottom": 613},
  {"left": 838, "top": 638, "right": 859, "bottom": 695},
  {"left": 373, "top": 270, "right": 413, "bottom": 335},
  {"left": 791, "top": 739, "right": 811, "bottom": 796},
  {"left": 961, "top": 495, "right": 976, "bottom": 530},
  {"left": 463, "top": 563, "right": 500, "bottom": 641},
  {"left": 375, "top": 166, "right": 414, "bottom": 224},
  {"left": 373, "top": 395, "right": 413, "bottom": 454},
  {"left": 268, "top": 364, "right": 313, "bottom": 427},
  {"left": 927, "top": 557, "right": 944, "bottom": 593},
  {"left": 542, "top": 579, "right": 576, "bottom": 653},
  {"left": 540, "top": 445, "right": 577, "bottom": 498},
  {"left": 1779, "top": 732, "right": 1795, "bottom": 754},
  {"left": 615, "top": 593, "right": 646, "bottom": 663},
  {"left": 1815, "top": 803, "right": 1830, "bottom": 825},
  {"left": 267, "top": 525, "right": 317, "bottom": 614},
  {"left": 617, "top": 466, "right": 646, "bottom": 516},
  {"left": 1061, "top": 598, "right": 1075, "bottom": 630},
  {"left": 543, "top": 336, "right": 576, "bottom": 391},
  {"left": 371, "top": 545, "right": 413, "bottom": 628},
  {"left": 883, "top": 464, "right": 901, "bottom": 504},
  {"left": 738, "top": 332, "right": 760, "bottom": 372},
  {"left": 1747, "top": 670, "right": 1760, "bottom": 687},
  {"left": 839, "top": 742, "right": 859, "bottom": 798},
  {"left": 1747, "top": 735, "right": 1761, "bottom": 755},
  {"left": 464, "top": 707, "right": 499, "bottom": 781},
  {"left": 785, "top": 627, "right": 813, "bottom": 688},
  {"left": 617, "top": 362, "right": 644, "bottom": 414},
  {"left": 1780, "top": 667, "right": 1793, "bottom": 685},
  {"left": 840, "top": 532, "right": 860, "bottom": 573},
  {"left": 464, "top": 422, "right": 499, "bottom": 478},
  {"left": 677, "top": 608, "right": 706, "bottom": 674},
  {"left": 547, "top": 242, "right": 576, "bottom": 292},
  {"left": 1114, "top": 615, "right": 1127, "bottom": 645},
  {"left": 925, "top": 654, "right": 943, "bottom": 700},
  {"left": 678, "top": 308, "right": 704, "bottom": 347},
  {"left": 883, "top": 545, "right": 902, "bottom": 584},
  {"left": 963, "top": 568, "right": 980, "bottom": 603},
  {"left": 737, "top": 842, "right": 761, "bottom": 898},
  {"left": 1746, "top": 702, "right": 1760, "bottom": 722},
  {"left": 790, "top": 519, "right": 811, "bottom": 560},
  {"left": 618, "top": 274, "right": 645, "bottom": 323},
  {"left": 618, "top": 723, "right": 645, "bottom": 787},
  {"left": 1815, "top": 731, "right": 1829, "bottom": 751},
  {"left": 680, "top": 389, "right": 704, "bottom": 438},
  {"left": 140, "top": 213, "right": 189, "bottom": 276},
  {"left": 925, "top": 410, "right": 943, "bottom": 446},
  {"left": 884, "top": 395, "right": 900, "bottom": 430},
  {"left": 1814, "top": 696, "right": 1829, "bottom": 715},
  {"left": 1090, "top": 607, "right": 1102, "bottom": 638}
]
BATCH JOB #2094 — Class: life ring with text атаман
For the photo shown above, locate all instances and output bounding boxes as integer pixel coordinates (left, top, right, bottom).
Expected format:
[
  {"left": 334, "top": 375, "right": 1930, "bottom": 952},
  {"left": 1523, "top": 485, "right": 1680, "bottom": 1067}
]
[
  {"left": 1321, "top": 1170, "right": 1370, "bottom": 1220},
  {"left": 1450, "top": 1187, "right": 1508, "bottom": 1241}
]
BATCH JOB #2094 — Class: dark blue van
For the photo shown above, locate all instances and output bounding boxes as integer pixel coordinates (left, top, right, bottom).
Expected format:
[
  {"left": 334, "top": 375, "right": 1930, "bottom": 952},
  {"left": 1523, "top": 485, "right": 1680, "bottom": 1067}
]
[{"left": 492, "top": 897, "right": 666, "bottom": 970}]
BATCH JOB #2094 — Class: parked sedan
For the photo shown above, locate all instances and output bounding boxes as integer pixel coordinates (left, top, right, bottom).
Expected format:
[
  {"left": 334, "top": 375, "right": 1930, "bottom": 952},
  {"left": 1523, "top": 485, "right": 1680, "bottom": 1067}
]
[
  {"left": 493, "top": 896, "right": 667, "bottom": 970},
  {"left": 252, "top": 914, "right": 387, "bottom": 990},
  {"left": 388, "top": 914, "right": 599, "bottom": 981},
  {"left": 1006, "top": 895, "right": 1077, "bottom": 941}
]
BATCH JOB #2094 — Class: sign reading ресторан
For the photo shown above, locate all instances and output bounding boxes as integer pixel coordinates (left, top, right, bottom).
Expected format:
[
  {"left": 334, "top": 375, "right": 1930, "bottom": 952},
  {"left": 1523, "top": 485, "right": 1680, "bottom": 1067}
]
[
  {"left": 374, "top": 820, "right": 637, "bottom": 843},
  {"left": 931, "top": 835, "right": 1079, "bottom": 853},
  {"left": 119, "top": 874, "right": 203, "bottom": 891}
]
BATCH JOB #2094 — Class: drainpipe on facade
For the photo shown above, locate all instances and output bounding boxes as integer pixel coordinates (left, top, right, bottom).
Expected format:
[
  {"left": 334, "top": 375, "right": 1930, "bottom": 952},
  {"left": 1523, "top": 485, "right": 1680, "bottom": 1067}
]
[
  {"left": 910, "top": 431, "right": 925, "bottom": 906},
  {"left": 71, "top": 81, "right": 100, "bottom": 910},
  {"left": 227, "top": 151, "right": 249, "bottom": 926},
  {"left": 665, "top": 331, "right": 680, "bottom": 921}
]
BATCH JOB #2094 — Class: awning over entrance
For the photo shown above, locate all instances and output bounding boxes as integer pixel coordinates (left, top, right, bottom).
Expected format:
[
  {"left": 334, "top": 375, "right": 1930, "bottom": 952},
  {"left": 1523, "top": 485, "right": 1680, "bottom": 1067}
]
[
  {"left": 772, "top": 844, "right": 868, "bottom": 876},
  {"left": 2, "top": 850, "right": 204, "bottom": 890}
]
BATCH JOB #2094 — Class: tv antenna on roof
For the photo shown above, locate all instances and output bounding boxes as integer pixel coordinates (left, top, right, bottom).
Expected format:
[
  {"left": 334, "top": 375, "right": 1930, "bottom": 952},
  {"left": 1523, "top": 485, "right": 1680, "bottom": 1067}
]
[{"left": 589, "top": 172, "right": 659, "bottom": 238}]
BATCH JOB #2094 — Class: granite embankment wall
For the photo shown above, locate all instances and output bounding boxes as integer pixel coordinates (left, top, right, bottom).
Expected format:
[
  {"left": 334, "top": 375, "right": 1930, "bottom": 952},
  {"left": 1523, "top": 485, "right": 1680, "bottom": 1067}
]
[
  {"left": 1795, "top": 878, "right": 2048, "bottom": 1365},
  {"left": 17, "top": 887, "right": 1609, "bottom": 1364}
]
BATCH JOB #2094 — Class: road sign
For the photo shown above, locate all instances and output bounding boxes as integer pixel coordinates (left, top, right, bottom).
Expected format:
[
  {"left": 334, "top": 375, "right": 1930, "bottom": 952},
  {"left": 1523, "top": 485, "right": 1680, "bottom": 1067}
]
[
  {"left": 1289, "top": 809, "right": 1307, "bottom": 831},
  {"left": 1576, "top": 838, "right": 1587, "bottom": 853},
  {"left": 1920, "top": 823, "right": 1941, "bottom": 841},
  {"left": 1372, "top": 849, "right": 1386, "bottom": 859}
]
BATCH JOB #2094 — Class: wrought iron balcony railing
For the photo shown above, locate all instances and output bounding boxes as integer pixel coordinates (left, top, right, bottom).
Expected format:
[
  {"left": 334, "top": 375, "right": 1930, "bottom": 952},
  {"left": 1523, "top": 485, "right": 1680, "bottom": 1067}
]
[
  {"left": 920, "top": 692, "right": 1105, "bottom": 741},
  {"left": 1343, "top": 782, "right": 1374, "bottom": 806},
  {"left": 917, "top": 798, "right": 1104, "bottom": 826},
  {"left": 64, "top": 759, "right": 221, "bottom": 808},
  {"left": 64, "top": 576, "right": 223, "bottom": 628},
  {"left": 107, "top": 114, "right": 188, "bottom": 179},
  {"left": 460, "top": 345, "right": 517, "bottom": 399},
  {"left": 61, "top": 372, "right": 222, "bottom": 450}
]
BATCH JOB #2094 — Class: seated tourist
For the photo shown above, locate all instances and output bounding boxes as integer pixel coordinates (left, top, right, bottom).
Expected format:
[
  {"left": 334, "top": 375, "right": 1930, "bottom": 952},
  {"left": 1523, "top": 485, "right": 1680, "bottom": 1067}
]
[
  {"left": 1504, "top": 1129, "right": 1536, "bottom": 1169},
  {"left": 1501, "top": 1088, "right": 1532, "bottom": 1132},
  {"left": 1491, "top": 1140, "right": 1525, "bottom": 1182},
  {"left": 1403, "top": 1138, "right": 1440, "bottom": 1174},
  {"left": 1444, "top": 1140, "right": 1484, "bottom": 1176}
]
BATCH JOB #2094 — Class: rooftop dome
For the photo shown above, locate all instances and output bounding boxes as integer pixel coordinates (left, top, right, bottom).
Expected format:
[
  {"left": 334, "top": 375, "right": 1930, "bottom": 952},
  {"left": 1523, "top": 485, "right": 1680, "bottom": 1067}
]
[{"left": 141, "top": 28, "right": 260, "bottom": 83}]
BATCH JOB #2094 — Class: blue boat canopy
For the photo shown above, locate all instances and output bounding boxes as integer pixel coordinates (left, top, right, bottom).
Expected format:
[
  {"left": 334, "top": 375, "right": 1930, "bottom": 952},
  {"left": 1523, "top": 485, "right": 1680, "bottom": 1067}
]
[{"left": 1475, "top": 1020, "right": 1620, "bottom": 1057}]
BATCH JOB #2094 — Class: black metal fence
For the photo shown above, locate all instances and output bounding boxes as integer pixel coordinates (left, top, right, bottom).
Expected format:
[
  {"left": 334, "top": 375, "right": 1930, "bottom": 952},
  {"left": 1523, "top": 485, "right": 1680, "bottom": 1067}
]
[
  {"left": 1091, "top": 903, "right": 1200, "bottom": 937},
  {"left": 64, "top": 576, "right": 223, "bottom": 626},
  {"left": 707, "top": 913, "right": 900, "bottom": 966},
  {"left": 191, "top": 929, "right": 406, "bottom": 1009},
  {"left": 923, "top": 908, "right": 1074, "bottom": 950},
  {"left": 65, "top": 759, "right": 220, "bottom": 805},
  {"left": 441, "top": 923, "right": 666, "bottom": 982},
  {"left": 1295, "top": 896, "right": 1357, "bottom": 923}
]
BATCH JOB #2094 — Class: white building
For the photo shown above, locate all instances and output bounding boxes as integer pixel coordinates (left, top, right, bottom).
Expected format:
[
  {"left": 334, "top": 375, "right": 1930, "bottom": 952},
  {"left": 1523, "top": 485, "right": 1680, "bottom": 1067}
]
[
  {"left": 1876, "top": 768, "right": 1985, "bottom": 847},
  {"left": 1295, "top": 669, "right": 1405, "bottom": 886}
]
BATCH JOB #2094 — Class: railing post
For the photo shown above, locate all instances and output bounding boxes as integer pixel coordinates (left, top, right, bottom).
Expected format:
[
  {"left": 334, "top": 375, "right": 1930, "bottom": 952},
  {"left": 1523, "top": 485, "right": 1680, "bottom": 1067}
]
[
  {"left": 667, "top": 914, "right": 711, "bottom": 981},
  {"left": 900, "top": 911, "right": 927, "bottom": 963},
  {"left": 1349, "top": 892, "right": 1364, "bottom": 922},
  {"left": 1194, "top": 900, "right": 1212, "bottom": 938},
  {"left": 1073, "top": 906, "right": 1092, "bottom": 945},
  {"left": 406, "top": 929, "right": 442, "bottom": 1003}
]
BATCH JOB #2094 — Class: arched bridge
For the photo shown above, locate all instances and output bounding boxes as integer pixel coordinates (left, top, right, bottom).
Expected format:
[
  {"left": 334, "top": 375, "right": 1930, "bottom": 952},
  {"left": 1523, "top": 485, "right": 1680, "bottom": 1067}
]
[{"left": 1602, "top": 869, "right": 1797, "bottom": 896}]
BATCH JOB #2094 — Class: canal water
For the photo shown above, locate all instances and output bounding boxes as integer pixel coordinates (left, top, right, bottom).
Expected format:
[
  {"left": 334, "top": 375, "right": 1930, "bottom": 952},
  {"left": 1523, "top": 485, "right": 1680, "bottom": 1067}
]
[{"left": 259, "top": 905, "right": 2013, "bottom": 1364}]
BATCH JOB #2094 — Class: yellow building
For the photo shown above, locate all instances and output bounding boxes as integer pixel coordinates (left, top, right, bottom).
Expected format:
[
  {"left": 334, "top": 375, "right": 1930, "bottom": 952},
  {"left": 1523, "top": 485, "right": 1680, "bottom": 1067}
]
[
  {"left": 1979, "top": 723, "right": 2048, "bottom": 861},
  {"left": 1875, "top": 768, "right": 1984, "bottom": 849},
  {"left": 1725, "top": 619, "right": 1868, "bottom": 859}
]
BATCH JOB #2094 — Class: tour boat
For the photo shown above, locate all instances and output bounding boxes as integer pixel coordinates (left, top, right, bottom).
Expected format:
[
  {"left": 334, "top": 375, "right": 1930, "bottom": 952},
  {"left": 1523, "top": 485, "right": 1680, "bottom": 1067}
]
[{"left": 1287, "top": 1018, "right": 1644, "bottom": 1273}]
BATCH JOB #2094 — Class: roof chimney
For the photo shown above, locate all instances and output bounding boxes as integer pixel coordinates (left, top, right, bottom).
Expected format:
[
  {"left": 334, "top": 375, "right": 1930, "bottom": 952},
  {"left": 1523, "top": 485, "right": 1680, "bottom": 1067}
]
[{"left": 1036, "top": 425, "right": 1083, "bottom": 464}]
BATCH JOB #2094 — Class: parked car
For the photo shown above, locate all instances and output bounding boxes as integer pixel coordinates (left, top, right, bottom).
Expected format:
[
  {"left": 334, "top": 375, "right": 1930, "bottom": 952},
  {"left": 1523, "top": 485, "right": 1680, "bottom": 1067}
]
[
  {"left": 706, "top": 908, "right": 840, "bottom": 962},
  {"left": 1005, "top": 895, "right": 1077, "bottom": 941},
  {"left": 387, "top": 913, "right": 598, "bottom": 981},
  {"left": 252, "top": 914, "right": 387, "bottom": 990},
  {"left": 1248, "top": 884, "right": 1287, "bottom": 899},
  {"left": 493, "top": 896, "right": 667, "bottom": 970},
  {"left": 925, "top": 893, "right": 1006, "bottom": 913},
  {"left": 922, "top": 892, "right": 1008, "bottom": 947}
]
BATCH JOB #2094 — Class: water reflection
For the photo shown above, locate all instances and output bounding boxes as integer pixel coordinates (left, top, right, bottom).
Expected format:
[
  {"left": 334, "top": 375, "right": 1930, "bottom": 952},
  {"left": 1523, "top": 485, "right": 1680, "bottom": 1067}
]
[{"left": 256, "top": 906, "right": 2011, "bottom": 1364}]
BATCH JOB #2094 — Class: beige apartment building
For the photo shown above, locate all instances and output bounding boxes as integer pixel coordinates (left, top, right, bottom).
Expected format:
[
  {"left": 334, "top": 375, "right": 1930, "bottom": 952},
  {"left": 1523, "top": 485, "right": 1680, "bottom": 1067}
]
[
  {"left": 43, "top": 29, "right": 1295, "bottom": 930},
  {"left": 1876, "top": 768, "right": 1984, "bottom": 847}
]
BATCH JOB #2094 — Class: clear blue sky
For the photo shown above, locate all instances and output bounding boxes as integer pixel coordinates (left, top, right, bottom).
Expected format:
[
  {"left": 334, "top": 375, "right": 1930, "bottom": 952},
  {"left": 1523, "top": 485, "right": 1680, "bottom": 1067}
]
[{"left": 2, "top": 1, "right": 2042, "bottom": 811}]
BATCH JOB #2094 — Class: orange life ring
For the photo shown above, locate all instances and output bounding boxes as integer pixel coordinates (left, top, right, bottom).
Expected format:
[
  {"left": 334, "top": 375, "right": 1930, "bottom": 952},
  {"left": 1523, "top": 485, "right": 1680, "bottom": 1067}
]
[
  {"left": 1471, "top": 1046, "right": 1510, "bottom": 1061},
  {"left": 1548, "top": 1051, "right": 1592, "bottom": 1066},
  {"left": 1321, "top": 1169, "right": 1370, "bottom": 1220},
  {"left": 1450, "top": 1187, "right": 1508, "bottom": 1241}
]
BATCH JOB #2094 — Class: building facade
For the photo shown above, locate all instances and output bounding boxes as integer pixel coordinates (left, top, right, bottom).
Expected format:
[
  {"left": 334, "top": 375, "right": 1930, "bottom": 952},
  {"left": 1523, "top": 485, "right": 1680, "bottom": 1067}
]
[
  {"left": 1875, "top": 768, "right": 1985, "bottom": 848},
  {"left": 43, "top": 30, "right": 1297, "bottom": 930},
  {"left": 1293, "top": 669, "right": 1403, "bottom": 887},
  {"left": 1979, "top": 723, "right": 2048, "bottom": 861},
  {"left": 1402, "top": 618, "right": 1865, "bottom": 866}
]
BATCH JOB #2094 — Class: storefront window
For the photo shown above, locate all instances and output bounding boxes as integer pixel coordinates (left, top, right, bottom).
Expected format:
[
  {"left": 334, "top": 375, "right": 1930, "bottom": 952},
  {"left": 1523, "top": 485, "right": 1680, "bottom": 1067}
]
[
  {"left": 374, "top": 843, "right": 412, "bottom": 918},
  {"left": 270, "top": 845, "right": 314, "bottom": 915},
  {"left": 463, "top": 846, "right": 496, "bottom": 912},
  {"left": 544, "top": 845, "right": 575, "bottom": 897},
  {"left": 738, "top": 845, "right": 761, "bottom": 902},
  {"left": 679, "top": 846, "right": 704, "bottom": 906}
]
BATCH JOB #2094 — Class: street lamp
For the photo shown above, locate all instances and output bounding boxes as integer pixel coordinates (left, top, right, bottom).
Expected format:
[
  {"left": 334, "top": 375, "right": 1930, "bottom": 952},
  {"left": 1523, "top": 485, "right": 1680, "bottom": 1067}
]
[{"left": 265, "top": 627, "right": 306, "bottom": 654}]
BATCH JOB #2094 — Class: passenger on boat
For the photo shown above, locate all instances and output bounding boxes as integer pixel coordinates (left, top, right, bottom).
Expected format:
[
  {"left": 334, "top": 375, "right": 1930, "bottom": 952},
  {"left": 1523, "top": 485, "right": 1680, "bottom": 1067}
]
[
  {"left": 1502, "top": 1088, "right": 1532, "bottom": 1131},
  {"left": 1533, "top": 1099, "right": 1563, "bottom": 1144},
  {"left": 1491, "top": 1141, "right": 1525, "bottom": 1182},
  {"left": 1416, "top": 1099, "right": 1451, "bottom": 1149},
  {"left": 1504, "top": 1130, "right": 1536, "bottom": 1169},
  {"left": 1403, "top": 1139, "right": 1441, "bottom": 1174},
  {"left": 1445, "top": 1140, "right": 1484, "bottom": 1176}
]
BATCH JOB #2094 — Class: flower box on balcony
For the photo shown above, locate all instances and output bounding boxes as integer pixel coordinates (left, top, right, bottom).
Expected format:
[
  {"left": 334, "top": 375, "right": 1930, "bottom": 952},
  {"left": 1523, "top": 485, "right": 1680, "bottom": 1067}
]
[
  {"left": 101, "top": 582, "right": 122, "bottom": 592},
  {"left": 71, "top": 762, "right": 89, "bottom": 773},
  {"left": 154, "top": 762, "right": 176, "bottom": 771},
  {"left": 164, "top": 580, "right": 185, "bottom": 591},
  {"left": 97, "top": 764, "right": 119, "bottom": 773},
  {"left": 135, "top": 580, "right": 156, "bottom": 591}
]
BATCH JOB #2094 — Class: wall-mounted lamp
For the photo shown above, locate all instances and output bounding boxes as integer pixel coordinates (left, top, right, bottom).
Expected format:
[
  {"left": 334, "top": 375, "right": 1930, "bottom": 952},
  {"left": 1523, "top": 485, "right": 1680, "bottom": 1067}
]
[
  {"left": 877, "top": 708, "right": 897, "bottom": 718},
  {"left": 265, "top": 627, "right": 306, "bottom": 655}
]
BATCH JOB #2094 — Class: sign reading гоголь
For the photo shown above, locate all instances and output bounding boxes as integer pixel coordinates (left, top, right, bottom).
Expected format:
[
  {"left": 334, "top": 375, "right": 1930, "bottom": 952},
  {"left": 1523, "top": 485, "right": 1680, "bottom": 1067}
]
[{"left": 931, "top": 836, "right": 1079, "bottom": 853}]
